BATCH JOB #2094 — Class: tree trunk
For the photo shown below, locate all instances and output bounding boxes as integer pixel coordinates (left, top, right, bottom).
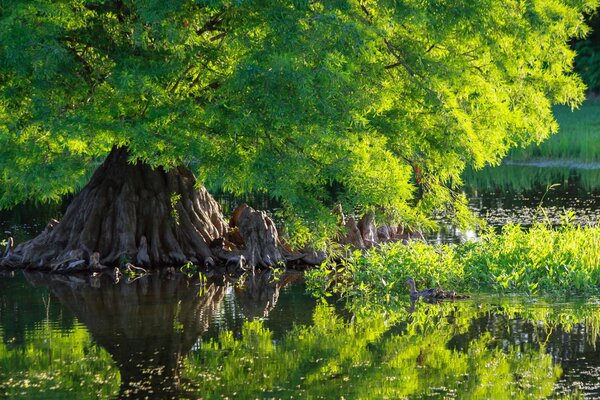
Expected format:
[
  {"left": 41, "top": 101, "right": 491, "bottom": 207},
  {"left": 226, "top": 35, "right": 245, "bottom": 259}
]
[
  {"left": 0, "top": 147, "right": 422, "bottom": 273},
  {"left": 2, "top": 147, "right": 228, "bottom": 271},
  {"left": 25, "top": 272, "right": 228, "bottom": 399}
]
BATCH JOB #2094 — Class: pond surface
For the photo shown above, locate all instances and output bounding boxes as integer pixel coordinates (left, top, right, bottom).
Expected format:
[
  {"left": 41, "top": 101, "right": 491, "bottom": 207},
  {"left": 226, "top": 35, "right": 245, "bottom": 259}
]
[
  {"left": 1, "top": 163, "right": 600, "bottom": 399},
  {"left": 1, "top": 271, "right": 600, "bottom": 399},
  {"left": 430, "top": 165, "right": 600, "bottom": 243},
  {"left": 464, "top": 164, "right": 600, "bottom": 226}
]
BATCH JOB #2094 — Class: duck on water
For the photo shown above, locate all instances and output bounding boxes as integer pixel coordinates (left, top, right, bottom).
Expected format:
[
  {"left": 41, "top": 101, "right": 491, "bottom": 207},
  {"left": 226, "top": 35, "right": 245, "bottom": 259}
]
[{"left": 404, "top": 278, "right": 470, "bottom": 300}]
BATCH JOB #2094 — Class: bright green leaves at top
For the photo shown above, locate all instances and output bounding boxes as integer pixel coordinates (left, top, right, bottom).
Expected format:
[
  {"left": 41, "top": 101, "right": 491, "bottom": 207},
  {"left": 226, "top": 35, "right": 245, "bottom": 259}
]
[{"left": 0, "top": 0, "right": 597, "bottom": 240}]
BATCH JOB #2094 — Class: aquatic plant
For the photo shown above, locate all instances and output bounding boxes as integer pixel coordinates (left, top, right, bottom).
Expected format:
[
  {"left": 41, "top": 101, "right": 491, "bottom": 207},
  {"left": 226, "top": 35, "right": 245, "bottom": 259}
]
[{"left": 306, "top": 223, "right": 600, "bottom": 308}]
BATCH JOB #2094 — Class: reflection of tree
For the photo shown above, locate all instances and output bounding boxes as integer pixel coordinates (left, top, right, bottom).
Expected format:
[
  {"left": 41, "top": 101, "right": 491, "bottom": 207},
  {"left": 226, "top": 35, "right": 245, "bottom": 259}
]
[
  {"left": 186, "top": 303, "right": 563, "bottom": 399},
  {"left": 234, "top": 270, "right": 303, "bottom": 319},
  {"left": 23, "top": 270, "right": 301, "bottom": 399},
  {"left": 25, "top": 272, "right": 227, "bottom": 399},
  {"left": 6, "top": 271, "right": 600, "bottom": 398}
]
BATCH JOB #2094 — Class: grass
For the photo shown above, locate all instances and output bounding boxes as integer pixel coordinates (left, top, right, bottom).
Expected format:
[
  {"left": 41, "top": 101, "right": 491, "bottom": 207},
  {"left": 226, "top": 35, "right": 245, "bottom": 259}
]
[
  {"left": 509, "top": 98, "right": 600, "bottom": 163},
  {"left": 306, "top": 223, "right": 600, "bottom": 308}
]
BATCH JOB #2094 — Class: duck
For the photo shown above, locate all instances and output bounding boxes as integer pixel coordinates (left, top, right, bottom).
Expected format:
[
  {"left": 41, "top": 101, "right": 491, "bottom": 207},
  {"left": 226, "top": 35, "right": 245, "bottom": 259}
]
[{"left": 404, "top": 278, "right": 470, "bottom": 300}]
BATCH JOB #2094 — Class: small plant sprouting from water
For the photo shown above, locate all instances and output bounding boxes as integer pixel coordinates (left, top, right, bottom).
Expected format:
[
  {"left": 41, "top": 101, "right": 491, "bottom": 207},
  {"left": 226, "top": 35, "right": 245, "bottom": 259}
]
[
  {"left": 536, "top": 183, "right": 560, "bottom": 222},
  {"left": 180, "top": 261, "right": 199, "bottom": 278}
]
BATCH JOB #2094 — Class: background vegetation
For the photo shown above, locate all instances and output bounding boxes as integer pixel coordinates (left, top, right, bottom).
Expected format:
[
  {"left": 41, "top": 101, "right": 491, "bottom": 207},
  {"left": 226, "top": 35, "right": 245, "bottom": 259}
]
[
  {"left": 507, "top": 98, "right": 600, "bottom": 163},
  {"left": 575, "top": 11, "right": 600, "bottom": 92}
]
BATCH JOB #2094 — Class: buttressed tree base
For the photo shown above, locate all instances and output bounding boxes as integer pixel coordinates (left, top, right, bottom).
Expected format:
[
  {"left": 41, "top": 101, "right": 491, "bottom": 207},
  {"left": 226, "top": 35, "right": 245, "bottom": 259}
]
[{"left": 1, "top": 147, "right": 289, "bottom": 272}]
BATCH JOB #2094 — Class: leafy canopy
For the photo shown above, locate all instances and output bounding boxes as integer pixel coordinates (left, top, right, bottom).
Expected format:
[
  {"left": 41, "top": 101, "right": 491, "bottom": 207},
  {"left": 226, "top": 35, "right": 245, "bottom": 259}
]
[{"left": 0, "top": 0, "right": 596, "bottom": 241}]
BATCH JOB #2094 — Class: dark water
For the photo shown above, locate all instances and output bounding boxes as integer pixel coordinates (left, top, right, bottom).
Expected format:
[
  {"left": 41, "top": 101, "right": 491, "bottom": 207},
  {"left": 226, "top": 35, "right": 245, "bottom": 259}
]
[
  {"left": 1, "top": 164, "right": 600, "bottom": 398},
  {"left": 429, "top": 165, "right": 600, "bottom": 243},
  {"left": 465, "top": 165, "right": 600, "bottom": 226},
  {"left": 1, "top": 271, "right": 600, "bottom": 399}
]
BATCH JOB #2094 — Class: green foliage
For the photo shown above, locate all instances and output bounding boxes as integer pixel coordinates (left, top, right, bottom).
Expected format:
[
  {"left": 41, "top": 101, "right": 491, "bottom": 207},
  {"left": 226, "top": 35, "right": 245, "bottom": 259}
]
[
  {"left": 0, "top": 0, "right": 595, "bottom": 240},
  {"left": 169, "top": 192, "right": 181, "bottom": 225},
  {"left": 467, "top": 223, "right": 600, "bottom": 293},
  {"left": 574, "top": 11, "right": 600, "bottom": 92},
  {"left": 307, "top": 223, "right": 600, "bottom": 308},
  {"left": 463, "top": 99, "right": 600, "bottom": 193}
]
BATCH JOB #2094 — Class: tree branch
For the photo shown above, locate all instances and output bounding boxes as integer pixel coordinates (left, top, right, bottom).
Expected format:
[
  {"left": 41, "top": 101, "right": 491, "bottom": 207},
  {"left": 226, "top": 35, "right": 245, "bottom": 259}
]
[{"left": 196, "top": 9, "right": 227, "bottom": 36}]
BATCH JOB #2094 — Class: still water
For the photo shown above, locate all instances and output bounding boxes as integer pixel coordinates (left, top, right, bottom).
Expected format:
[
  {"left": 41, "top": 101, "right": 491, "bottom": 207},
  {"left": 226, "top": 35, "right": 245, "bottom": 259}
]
[
  {"left": 1, "top": 271, "right": 600, "bottom": 399},
  {"left": 464, "top": 165, "right": 600, "bottom": 227},
  {"left": 430, "top": 165, "right": 600, "bottom": 243},
  {"left": 1, "top": 165, "right": 600, "bottom": 399}
]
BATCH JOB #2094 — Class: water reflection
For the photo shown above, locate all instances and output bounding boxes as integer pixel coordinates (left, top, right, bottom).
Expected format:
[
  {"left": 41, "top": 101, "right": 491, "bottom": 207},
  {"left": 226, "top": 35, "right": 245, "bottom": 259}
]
[
  {"left": 2, "top": 272, "right": 600, "bottom": 398},
  {"left": 21, "top": 270, "right": 304, "bottom": 399},
  {"left": 26, "top": 272, "right": 227, "bottom": 398},
  {"left": 464, "top": 165, "right": 600, "bottom": 227},
  {"left": 427, "top": 165, "right": 600, "bottom": 243},
  {"left": 185, "top": 300, "right": 566, "bottom": 399}
]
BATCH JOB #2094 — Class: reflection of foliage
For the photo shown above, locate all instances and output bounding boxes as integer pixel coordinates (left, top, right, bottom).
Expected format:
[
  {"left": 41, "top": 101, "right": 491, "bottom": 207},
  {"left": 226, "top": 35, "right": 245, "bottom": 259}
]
[
  {"left": 377, "top": 332, "right": 558, "bottom": 400},
  {"left": 463, "top": 164, "right": 600, "bottom": 193},
  {"left": 307, "top": 223, "right": 600, "bottom": 309},
  {"left": 1, "top": 273, "right": 598, "bottom": 398},
  {"left": 0, "top": 323, "right": 119, "bottom": 398},
  {"left": 184, "top": 305, "right": 560, "bottom": 399}
]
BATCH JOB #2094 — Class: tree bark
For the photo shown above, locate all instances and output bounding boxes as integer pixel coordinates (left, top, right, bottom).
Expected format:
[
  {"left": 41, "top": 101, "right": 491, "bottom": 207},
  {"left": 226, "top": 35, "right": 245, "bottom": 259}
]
[
  {"left": 1, "top": 147, "right": 228, "bottom": 271},
  {"left": 0, "top": 147, "right": 424, "bottom": 274}
]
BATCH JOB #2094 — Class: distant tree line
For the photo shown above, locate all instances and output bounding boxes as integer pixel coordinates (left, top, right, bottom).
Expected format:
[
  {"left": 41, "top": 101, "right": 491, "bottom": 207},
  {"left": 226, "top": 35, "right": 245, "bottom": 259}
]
[{"left": 575, "top": 11, "right": 600, "bottom": 93}]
